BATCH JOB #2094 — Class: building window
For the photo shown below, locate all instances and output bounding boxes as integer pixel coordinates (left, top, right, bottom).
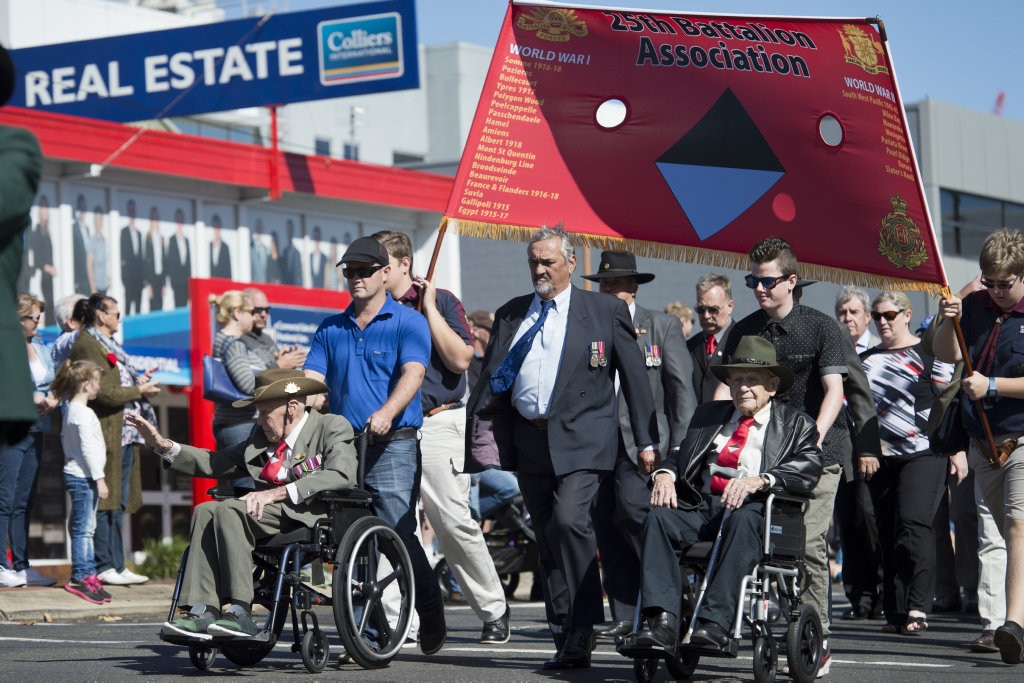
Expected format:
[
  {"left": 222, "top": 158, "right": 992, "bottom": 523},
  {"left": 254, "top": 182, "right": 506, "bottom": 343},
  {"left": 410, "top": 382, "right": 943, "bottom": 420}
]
[
  {"left": 343, "top": 143, "right": 360, "bottom": 161},
  {"left": 315, "top": 137, "right": 331, "bottom": 157},
  {"left": 940, "top": 188, "right": 1024, "bottom": 257},
  {"left": 393, "top": 151, "right": 425, "bottom": 166}
]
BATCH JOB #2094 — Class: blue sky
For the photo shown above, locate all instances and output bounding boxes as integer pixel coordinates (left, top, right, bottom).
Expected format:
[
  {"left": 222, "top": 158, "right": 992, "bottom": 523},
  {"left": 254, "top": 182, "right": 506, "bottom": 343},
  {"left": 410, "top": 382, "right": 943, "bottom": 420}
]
[{"left": 275, "top": 0, "right": 1024, "bottom": 121}]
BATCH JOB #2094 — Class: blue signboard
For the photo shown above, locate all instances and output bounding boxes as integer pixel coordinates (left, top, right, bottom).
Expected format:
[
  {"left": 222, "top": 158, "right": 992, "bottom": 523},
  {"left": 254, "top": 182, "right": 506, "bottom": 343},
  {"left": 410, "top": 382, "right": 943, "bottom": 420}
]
[{"left": 8, "top": 0, "right": 417, "bottom": 122}]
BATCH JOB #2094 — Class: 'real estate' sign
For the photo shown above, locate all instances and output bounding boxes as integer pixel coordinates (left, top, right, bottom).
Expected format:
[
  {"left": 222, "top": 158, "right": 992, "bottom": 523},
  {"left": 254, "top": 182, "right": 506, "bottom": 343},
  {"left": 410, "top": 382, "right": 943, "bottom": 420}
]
[{"left": 8, "top": 0, "right": 417, "bottom": 122}]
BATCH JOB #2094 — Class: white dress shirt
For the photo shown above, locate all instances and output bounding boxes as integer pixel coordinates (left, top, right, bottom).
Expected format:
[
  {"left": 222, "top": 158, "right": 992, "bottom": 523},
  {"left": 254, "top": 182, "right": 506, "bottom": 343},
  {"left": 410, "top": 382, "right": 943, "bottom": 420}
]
[{"left": 512, "top": 286, "right": 572, "bottom": 419}]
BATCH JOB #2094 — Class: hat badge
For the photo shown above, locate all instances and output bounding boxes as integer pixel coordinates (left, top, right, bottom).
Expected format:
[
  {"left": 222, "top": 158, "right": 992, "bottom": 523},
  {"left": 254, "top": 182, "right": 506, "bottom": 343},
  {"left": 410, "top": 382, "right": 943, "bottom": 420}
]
[
  {"left": 284, "top": 382, "right": 300, "bottom": 394},
  {"left": 602, "top": 263, "right": 610, "bottom": 270}
]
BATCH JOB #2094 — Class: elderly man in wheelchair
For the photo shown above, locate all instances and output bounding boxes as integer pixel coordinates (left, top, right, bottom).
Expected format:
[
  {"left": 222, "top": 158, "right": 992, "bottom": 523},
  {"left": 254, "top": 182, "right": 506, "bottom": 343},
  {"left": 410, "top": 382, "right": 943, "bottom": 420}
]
[
  {"left": 626, "top": 336, "right": 822, "bottom": 675},
  {"left": 126, "top": 369, "right": 358, "bottom": 642}
]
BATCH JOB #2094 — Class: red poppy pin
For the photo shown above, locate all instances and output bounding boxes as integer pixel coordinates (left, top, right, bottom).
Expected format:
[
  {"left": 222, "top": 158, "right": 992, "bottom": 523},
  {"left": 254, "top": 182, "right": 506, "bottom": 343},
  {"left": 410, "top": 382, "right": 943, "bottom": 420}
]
[{"left": 106, "top": 353, "right": 118, "bottom": 367}]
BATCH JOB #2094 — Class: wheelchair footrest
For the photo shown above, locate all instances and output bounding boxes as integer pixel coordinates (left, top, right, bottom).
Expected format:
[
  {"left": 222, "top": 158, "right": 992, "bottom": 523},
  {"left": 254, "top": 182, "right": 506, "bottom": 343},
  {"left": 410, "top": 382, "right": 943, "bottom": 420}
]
[
  {"left": 616, "top": 640, "right": 670, "bottom": 660},
  {"left": 160, "top": 632, "right": 213, "bottom": 648},
  {"left": 679, "top": 639, "right": 739, "bottom": 658}
]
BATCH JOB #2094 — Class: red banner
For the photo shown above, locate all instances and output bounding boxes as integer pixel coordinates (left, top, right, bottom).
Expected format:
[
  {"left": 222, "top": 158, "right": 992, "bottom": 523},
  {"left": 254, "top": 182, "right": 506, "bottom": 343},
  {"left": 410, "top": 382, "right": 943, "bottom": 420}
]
[{"left": 445, "top": 2, "right": 947, "bottom": 294}]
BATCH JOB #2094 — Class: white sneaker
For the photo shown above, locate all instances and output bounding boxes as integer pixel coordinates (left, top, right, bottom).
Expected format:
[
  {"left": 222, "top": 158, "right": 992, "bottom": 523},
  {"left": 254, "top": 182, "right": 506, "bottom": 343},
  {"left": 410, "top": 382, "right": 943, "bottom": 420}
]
[
  {"left": 117, "top": 568, "right": 150, "bottom": 584},
  {"left": 22, "top": 567, "right": 57, "bottom": 587},
  {"left": 97, "top": 568, "right": 134, "bottom": 585},
  {"left": 0, "top": 566, "right": 26, "bottom": 587}
]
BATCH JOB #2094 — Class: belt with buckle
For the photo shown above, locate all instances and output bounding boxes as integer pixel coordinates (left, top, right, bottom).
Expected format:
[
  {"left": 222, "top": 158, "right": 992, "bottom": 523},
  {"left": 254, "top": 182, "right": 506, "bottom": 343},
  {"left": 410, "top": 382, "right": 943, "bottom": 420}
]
[{"left": 424, "top": 401, "right": 463, "bottom": 418}]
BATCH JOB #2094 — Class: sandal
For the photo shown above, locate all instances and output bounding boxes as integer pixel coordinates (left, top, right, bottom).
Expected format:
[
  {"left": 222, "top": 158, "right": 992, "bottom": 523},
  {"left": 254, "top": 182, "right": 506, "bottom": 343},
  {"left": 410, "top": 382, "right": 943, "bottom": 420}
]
[
  {"left": 903, "top": 616, "right": 929, "bottom": 635},
  {"left": 881, "top": 623, "right": 900, "bottom": 634}
]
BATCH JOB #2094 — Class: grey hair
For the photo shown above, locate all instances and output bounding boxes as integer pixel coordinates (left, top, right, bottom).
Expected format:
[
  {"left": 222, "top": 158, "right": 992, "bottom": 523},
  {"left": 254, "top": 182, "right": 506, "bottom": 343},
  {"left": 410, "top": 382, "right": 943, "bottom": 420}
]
[
  {"left": 56, "top": 294, "right": 87, "bottom": 331},
  {"left": 871, "top": 290, "right": 912, "bottom": 313},
  {"left": 835, "top": 286, "right": 870, "bottom": 315},
  {"left": 529, "top": 223, "right": 575, "bottom": 263},
  {"left": 696, "top": 273, "right": 732, "bottom": 299}
]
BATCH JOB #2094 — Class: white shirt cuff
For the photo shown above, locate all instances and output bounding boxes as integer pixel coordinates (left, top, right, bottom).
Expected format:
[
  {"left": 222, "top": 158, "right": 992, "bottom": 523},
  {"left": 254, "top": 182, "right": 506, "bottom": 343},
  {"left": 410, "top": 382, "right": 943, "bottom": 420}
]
[
  {"left": 285, "top": 482, "right": 300, "bottom": 504},
  {"left": 652, "top": 468, "right": 676, "bottom": 482},
  {"left": 156, "top": 441, "right": 181, "bottom": 463}
]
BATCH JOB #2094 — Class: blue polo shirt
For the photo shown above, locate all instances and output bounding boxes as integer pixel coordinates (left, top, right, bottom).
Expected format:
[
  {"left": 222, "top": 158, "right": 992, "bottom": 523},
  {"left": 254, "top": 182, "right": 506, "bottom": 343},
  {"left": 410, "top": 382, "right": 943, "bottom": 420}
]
[
  {"left": 305, "top": 294, "right": 431, "bottom": 430},
  {"left": 960, "top": 289, "right": 1024, "bottom": 437}
]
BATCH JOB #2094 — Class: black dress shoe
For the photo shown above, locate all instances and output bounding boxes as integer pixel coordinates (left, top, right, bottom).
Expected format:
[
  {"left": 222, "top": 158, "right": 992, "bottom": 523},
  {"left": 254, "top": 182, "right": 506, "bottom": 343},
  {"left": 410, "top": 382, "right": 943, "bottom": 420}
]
[
  {"left": 636, "top": 612, "right": 678, "bottom": 653},
  {"left": 690, "top": 620, "right": 731, "bottom": 649},
  {"left": 994, "top": 621, "right": 1024, "bottom": 664},
  {"left": 969, "top": 630, "right": 999, "bottom": 653},
  {"left": 480, "top": 604, "right": 511, "bottom": 644},
  {"left": 418, "top": 607, "right": 447, "bottom": 655},
  {"left": 842, "top": 607, "right": 869, "bottom": 621},
  {"left": 542, "top": 628, "right": 594, "bottom": 669},
  {"left": 596, "top": 620, "right": 634, "bottom": 639}
]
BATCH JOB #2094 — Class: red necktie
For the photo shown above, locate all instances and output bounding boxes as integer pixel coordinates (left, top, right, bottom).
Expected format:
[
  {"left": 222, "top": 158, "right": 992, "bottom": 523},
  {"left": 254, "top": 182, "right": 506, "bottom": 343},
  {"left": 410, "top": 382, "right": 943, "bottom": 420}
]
[
  {"left": 705, "top": 334, "right": 717, "bottom": 359},
  {"left": 710, "top": 416, "right": 755, "bottom": 494},
  {"left": 259, "top": 440, "right": 288, "bottom": 484}
]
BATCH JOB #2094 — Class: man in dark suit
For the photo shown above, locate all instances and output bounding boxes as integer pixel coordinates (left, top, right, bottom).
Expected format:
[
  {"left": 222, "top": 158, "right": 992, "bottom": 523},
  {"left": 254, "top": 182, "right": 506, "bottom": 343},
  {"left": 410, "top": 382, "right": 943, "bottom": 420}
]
[
  {"left": 119, "top": 199, "right": 145, "bottom": 315},
  {"left": 72, "top": 193, "right": 91, "bottom": 295},
  {"left": 465, "top": 225, "right": 660, "bottom": 669},
  {"left": 309, "top": 226, "right": 327, "bottom": 289},
  {"left": 143, "top": 206, "right": 165, "bottom": 312},
  {"left": 125, "top": 369, "right": 358, "bottom": 640},
  {"left": 166, "top": 207, "right": 191, "bottom": 307},
  {"left": 635, "top": 335, "right": 822, "bottom": 652},
  {"left": 687, "top": 274, "right": 734, "bottom": 404},
  {"left": 581, "top": 250, "right": 696, "bottom": 639},
  {"left": 209, "top": 213, "right": 232, "bottom": 280},
  {"left": 280, "top": 219, "right": 302, "bottom": 286}
]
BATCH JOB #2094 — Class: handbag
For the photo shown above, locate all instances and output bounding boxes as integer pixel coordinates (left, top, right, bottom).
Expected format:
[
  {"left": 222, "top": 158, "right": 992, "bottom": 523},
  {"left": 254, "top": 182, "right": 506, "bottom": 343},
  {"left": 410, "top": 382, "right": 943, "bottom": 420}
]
[
  {"left": 202, "top": 339, "right": 251, "bottom": 404},
  {"left": 928, "top": 388, "right": 969, "bottom": 456}
]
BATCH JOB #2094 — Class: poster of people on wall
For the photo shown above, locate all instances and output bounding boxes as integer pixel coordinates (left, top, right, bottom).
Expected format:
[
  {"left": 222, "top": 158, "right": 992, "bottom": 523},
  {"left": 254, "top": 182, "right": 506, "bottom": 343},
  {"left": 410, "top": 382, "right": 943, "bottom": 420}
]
[
  {"left": 247, "top": 208, "right": 357, "bottom": 289},
  {"left": 23, "top": 181, "right": 59, "bottom": 326},
  {"left": 203, "top": 203, "right": 238, "bottom": 281}
]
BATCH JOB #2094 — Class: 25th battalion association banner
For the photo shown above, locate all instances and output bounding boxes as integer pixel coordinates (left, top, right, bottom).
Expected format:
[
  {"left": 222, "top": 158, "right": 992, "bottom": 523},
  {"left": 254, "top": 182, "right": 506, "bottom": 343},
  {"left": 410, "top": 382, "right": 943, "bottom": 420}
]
[{"left": 445, "top": 2, "right": 947, "bottom": 293}]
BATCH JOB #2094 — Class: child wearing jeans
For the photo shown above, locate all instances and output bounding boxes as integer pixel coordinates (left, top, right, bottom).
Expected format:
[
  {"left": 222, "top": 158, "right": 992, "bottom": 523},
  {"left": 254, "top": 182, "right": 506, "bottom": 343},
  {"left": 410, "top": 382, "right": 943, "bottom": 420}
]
[{"left": 52, "top": 360, "right": 111, "bottom": 604}]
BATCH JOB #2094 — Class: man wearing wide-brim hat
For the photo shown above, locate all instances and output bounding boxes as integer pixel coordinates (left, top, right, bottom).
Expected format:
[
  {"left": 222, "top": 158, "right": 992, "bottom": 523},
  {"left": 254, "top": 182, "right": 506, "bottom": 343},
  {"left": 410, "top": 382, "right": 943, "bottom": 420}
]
[
  {"left": 581, "top": 250, "right": 697, "bottom": 639},
  {"left": 126, "top": 369, "right": 358, "bottom": 642},
  {"left": 632, "top": 335, "right": 822, "bottom": 654}
]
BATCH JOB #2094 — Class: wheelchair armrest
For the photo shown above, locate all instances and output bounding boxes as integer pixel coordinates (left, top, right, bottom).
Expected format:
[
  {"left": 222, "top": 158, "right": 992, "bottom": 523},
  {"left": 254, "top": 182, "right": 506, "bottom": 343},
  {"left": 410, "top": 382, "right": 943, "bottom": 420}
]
[
  {"left": 205, "top": 486, "right": 236, "bottom": 501},
  {"left": 767, "top": 486, "right": 814, "bottom": 503},
  {"left": 319, "top": 487, "right": 374, "bottom": 505}
]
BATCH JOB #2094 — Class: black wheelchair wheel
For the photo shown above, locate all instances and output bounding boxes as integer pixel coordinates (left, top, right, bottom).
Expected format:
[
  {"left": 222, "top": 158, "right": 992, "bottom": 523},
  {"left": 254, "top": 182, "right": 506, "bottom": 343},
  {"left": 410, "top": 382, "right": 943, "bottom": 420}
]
[
  {"left": 753, "top": 633, "right": 779, "bottom": 683},
  {"left": 500, "top": 572, "right": 520, "bottom": 598},
  {"left": 785, "top": 607, "right": 823, "bottom": 683},
  {"left": 301, "top": 629, "right": 330, "bottom": 673},
  {"left": 665, "top": 649, "right": 700, "bottom": 679},
  {"left": 434, "top": 558, "right": 452, "bottom": 601},
  {"left": 633, "top": 656, "right": 659, "bottom": 683},
  {"left": 333, "top": 516, "right": 415, "bottom": 669},
  {"left": 188, "top": 644, "right": 216, "bottom": 670}
]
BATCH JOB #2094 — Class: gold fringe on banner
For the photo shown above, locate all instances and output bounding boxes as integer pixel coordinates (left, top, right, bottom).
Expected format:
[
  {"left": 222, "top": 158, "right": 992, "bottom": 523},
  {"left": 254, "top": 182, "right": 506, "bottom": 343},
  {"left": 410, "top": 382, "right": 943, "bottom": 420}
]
[{"left": 448, "top": 217, "right": 949, "bottom": 299}]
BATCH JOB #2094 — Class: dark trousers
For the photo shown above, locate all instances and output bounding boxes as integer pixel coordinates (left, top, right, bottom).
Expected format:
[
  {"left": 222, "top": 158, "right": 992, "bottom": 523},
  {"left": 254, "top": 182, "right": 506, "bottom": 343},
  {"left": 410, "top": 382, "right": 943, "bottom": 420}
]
[
  {"left": 933, "top": 468, "right": 980, "bottom": 605},
  {"left": 835, "top": 475, "right": 881, "bottom": 613},
  {"left": 515, "top": 423, "right": 604, "bottom": 632},
  {"left": 869, "top": 453, "right": 947, "bottom": 622},
  {"left": 594, "top": 451, "right": 650, "bottom": 621},
  {"left": 640, "top": 500, "right": 764, "bottom": 631},
  {"left": 95, "top": 444, "right": 134, "bottom": 574}
]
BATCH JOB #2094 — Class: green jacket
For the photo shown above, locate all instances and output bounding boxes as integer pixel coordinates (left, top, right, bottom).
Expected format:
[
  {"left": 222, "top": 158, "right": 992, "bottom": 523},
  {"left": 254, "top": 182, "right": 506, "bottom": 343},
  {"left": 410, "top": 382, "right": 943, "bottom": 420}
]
[{"left": 0, "top": 126, "right": 42, "bottom": 427}]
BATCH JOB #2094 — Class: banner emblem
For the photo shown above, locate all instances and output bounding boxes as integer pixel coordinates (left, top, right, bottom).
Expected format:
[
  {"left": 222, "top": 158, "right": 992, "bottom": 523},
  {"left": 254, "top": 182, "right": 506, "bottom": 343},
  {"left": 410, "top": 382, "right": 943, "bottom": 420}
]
[
  {"left": 839, "top": 25, "right": 889, "bottom": 75},
  {"left": 878, "top": 194, "right": 928, "bottom": 270},
  {"left": 516, "top": 8, "right": 588, "bottom": 43}
]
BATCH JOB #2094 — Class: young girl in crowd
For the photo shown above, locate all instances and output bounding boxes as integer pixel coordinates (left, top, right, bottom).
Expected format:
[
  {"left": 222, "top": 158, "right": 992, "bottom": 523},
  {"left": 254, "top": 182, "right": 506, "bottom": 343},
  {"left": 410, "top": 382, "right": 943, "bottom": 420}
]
[{"left": 52, "top": 360, "right": 112, "bottom": 604}]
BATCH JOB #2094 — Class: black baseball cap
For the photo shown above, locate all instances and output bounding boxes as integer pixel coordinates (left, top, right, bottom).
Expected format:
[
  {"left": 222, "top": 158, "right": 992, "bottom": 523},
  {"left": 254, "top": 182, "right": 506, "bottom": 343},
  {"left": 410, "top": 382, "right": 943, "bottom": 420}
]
[{"left": 337, "top": 236, "right": 389, "bottom": 268}]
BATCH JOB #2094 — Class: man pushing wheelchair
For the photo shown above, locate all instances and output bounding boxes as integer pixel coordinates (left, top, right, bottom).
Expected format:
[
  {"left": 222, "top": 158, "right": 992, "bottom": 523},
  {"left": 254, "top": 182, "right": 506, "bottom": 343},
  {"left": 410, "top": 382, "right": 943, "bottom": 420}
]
[{"left": 633, "top": 335, "right": 822, "bottom": 653}]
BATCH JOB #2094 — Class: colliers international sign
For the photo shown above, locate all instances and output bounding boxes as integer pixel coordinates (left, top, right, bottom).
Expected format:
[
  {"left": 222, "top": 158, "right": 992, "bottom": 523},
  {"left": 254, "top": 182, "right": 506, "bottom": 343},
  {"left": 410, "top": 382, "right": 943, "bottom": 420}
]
[{"left": 8, "top": 0, "right": 417, "bottom": 122}]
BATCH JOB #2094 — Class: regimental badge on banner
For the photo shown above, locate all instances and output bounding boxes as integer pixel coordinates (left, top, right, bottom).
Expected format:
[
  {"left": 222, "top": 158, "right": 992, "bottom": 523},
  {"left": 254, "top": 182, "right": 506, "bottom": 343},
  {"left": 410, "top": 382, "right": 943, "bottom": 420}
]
[
  {"left": 589, "top": 340, "right": 607, "bottom": 368},
  {"left": 290, "top": 453, "right": 324, "bottom": 479},
  {"left": 645, "top": 344, "right": 662, "bottom": 368}
]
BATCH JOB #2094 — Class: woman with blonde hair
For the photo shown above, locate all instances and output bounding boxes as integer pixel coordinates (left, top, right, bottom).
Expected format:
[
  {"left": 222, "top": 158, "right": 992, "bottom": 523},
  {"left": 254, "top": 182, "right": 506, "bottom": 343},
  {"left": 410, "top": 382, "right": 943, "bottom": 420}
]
[
  {"left": 0, "top": 293, "right": 57, "bottom": 588},
  {"left": 210, "top": 290, "right": 258, "bottom": 453}
]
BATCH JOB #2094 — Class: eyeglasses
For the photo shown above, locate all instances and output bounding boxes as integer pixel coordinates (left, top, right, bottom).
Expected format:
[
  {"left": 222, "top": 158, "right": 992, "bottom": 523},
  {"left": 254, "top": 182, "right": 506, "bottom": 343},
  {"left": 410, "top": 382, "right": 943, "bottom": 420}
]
[
  {"left": 744, "top": 274, "right": 789, "bottom": 291},
  {"left": 104, "top": 309, "right": 121, "bottom": 320},
  {"left": 342, "top": 264, "right": 385, "bottom": 279},
  {"left": 979, "top": 274, "right": 1020, "bottom": 291},
  {"left": 21, "top": 315, "right": 41, "bottom": 323},
  {"left": 694, "top": 305, "right": 720, "bottom": 316},
  {"left": 252, "top": 306, "right": 271, "bottom": 315},
  {"left": 870, "top": 309, "right": 906, "bottom": 322},
  {"left": 239, "top": 308, "right": 255, "bottom": 314}
]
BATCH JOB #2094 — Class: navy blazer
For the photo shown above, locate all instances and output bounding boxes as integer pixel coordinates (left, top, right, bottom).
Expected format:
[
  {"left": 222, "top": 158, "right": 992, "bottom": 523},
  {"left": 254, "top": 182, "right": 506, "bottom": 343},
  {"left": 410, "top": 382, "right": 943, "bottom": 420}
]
[{"left": 466, "top": 285, "right": 659, "bottom": 476}]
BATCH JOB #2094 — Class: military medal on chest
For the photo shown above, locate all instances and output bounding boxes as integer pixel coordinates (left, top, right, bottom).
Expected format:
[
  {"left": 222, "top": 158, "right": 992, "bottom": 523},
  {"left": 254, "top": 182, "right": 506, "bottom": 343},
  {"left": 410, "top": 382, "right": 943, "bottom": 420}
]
[
  {"left": 645, "top": 344, "right": 662, "bottom": 367},
  {"left": 590, "top": 340, "right": 608, "bottom": 367}
]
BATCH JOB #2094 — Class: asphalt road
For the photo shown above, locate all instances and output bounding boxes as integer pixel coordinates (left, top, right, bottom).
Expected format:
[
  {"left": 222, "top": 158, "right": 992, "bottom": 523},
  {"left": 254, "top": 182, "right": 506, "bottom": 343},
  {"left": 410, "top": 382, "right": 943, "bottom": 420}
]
[{"left": 0, "top": 597, "right": 1020, "bottom": 681}]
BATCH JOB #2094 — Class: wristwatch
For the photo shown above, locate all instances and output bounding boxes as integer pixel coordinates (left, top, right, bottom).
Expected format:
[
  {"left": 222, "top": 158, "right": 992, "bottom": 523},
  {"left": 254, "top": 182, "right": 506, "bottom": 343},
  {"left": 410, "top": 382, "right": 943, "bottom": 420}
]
[
  {"left": 988, "top": 376, "right": 998, "bottom": 397},
  {"left": 759, "top": 473, "right": 772, "bottom": 491}
]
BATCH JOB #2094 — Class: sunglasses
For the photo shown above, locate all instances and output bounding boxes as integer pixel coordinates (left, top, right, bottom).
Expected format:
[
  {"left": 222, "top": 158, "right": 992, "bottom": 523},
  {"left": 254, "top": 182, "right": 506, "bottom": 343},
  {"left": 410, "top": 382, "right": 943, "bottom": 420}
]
[
  {"left": 870, "top": 309, "right": 906, "bottom": 322},
  {"left": 744, "top": 274, "right": 789, "bottom": 291},
  {"left": 21, "top": 315, "right": 41, "bottom": 323},
  {"left": 979, "top": 274, "right": 1020, "bottom": 291},
  {"left": 104, "top": 309, "right": 121, "bottom": 320},
  {"left": 694, "top": 305, "right": 720, "bottom": 316},
  {"left": 252, "top": 306, "right": 271, "bottom": 315},
  {"left": 342, "top": 264, "right": 385, "bottom": 279}
]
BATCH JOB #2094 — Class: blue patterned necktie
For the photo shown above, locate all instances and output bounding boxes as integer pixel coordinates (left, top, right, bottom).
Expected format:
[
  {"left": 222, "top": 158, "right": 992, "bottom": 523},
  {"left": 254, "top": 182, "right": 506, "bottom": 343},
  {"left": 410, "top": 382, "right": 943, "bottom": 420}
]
[{"left": 489, "top": 299, "right": 555, "bottom": 394}]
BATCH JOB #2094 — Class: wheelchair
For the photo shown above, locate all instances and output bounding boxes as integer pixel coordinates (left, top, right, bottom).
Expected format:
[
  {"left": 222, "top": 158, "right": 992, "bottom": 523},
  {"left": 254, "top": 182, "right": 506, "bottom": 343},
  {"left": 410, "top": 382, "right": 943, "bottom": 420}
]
[
  {"left": 617, "top": 490, "right": 823, "bottom": 683},
  {"left": 160, "top": 486, "right": 416, "bottom": 673}
]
